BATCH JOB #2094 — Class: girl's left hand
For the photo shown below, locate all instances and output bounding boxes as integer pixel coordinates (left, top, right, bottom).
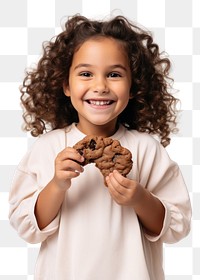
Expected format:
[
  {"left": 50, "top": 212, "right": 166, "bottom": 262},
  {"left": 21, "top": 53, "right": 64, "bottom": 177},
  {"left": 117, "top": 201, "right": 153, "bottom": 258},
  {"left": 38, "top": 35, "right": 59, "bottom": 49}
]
[
  {"left": 106, "top": 170, "right": 165, "bottom": 235},
  {"left": 106, "top": 170, "right": 143, "bottom": 207}
]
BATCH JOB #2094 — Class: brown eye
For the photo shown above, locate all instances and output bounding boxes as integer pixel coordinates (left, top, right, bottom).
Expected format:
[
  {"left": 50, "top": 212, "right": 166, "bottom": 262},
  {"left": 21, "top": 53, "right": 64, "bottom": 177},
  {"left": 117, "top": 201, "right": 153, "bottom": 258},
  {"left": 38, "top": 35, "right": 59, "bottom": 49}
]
[
  {"left": 80, "top": 72, "right": 92, "bottom": 77},
  {"left": 108, "top": 72, "right": 121, "bottom": 78}
]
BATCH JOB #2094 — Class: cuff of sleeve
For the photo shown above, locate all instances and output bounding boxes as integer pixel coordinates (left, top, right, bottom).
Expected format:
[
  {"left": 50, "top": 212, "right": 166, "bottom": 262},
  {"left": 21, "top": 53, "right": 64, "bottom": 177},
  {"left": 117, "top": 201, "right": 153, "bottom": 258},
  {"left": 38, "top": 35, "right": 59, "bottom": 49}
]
[{"left": 144, "top": 198, "right": 171, "bottom": 242}]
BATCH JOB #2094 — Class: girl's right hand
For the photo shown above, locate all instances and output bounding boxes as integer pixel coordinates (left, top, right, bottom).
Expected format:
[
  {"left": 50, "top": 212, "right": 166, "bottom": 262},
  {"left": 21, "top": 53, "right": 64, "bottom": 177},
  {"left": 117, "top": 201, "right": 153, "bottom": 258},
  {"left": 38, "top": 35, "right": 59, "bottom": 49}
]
[
  {"left": 52, "top": 147, "right": 84, "bottom": 190},
  {"left": 35, "top": 148, "right": 84, "bottom": 230}
]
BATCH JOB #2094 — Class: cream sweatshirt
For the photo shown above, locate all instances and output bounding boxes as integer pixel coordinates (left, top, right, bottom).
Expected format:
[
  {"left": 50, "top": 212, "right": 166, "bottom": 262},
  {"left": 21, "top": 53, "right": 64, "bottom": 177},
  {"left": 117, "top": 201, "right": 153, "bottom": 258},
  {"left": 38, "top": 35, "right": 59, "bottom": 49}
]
[{"left": 9, "top": 123, "right": 191, "bottom": 280}]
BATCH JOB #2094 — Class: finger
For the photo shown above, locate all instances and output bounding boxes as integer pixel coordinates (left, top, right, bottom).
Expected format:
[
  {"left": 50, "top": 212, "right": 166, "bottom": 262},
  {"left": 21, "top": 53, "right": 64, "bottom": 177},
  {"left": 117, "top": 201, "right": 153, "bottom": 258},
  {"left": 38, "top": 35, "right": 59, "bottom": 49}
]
[
  {"left": 107, "top": 181, "right": 126, "bottom": 205},
  {"left": 53, "top": 170, "right": 81, "bottom": 187},
  {"left": 111, "top": 170, "right": 132, "bottom": 189},
  {"left": 57, "top": 148, "right": 84, "bottom": 163},
  {"left": 106, "top": 174, "right": 126, "bottom": 197},
  {"left": 60, "top": 169, "right": 82, "bottom": 179},
  {"left": 58, "top": 159, "right": 84, "bottom": 173},
  {"left": 107, "top": 172, "right": 127, "bottom": 195}
]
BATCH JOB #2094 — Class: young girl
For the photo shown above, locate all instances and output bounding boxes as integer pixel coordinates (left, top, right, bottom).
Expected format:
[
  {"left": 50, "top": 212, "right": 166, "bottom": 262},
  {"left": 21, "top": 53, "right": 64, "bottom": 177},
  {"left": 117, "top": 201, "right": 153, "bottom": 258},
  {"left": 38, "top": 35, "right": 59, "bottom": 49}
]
[{"left": 9, "top": 15, "right": 191, "bottom": 280}]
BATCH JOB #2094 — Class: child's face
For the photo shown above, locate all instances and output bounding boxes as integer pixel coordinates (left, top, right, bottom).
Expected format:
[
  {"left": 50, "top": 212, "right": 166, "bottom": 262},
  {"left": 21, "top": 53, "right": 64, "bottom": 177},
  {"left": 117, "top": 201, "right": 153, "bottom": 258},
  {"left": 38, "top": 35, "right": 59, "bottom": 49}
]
[{"left": 64, "top": 37, "right": 132, "bottom": 136}]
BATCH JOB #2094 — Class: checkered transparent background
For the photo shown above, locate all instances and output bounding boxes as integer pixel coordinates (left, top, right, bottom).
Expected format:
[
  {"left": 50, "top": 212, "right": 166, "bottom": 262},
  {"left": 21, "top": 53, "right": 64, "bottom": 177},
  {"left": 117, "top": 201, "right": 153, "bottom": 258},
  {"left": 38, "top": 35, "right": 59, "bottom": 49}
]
[{"left": 0, "top": 0, "right": 199, "bottom": 279}]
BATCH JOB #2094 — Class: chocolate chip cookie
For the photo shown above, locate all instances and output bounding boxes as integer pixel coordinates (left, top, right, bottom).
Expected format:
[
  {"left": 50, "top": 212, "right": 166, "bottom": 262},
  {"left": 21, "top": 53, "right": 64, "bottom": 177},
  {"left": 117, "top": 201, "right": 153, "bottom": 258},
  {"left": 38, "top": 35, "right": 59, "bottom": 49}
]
[{"left": 73, "top": 135, "right": 133, "bottom": 185}]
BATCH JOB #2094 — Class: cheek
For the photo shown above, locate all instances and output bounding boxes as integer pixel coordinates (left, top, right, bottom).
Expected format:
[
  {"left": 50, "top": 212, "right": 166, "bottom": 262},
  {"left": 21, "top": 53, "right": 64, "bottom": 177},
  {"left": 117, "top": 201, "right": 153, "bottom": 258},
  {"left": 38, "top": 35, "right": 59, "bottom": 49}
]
[
  {"left": 71, "top": 80, "right": 88, "bottom": 93},
  {"left": 68, "top": 87, "right": 84, "bottom": 101},
  {"left": 118, "top": 90, "right": 131, "bottom": 111},
  {"left": 116, "top": 86, "right": 131, "bottom": 101}
]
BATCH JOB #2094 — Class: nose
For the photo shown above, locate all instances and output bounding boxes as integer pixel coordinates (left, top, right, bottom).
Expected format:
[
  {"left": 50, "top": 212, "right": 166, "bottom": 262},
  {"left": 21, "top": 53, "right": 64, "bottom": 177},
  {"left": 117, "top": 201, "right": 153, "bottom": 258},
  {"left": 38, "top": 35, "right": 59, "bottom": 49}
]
[{"left": 92, "top": 77, "right": 109, "bottom": 94}]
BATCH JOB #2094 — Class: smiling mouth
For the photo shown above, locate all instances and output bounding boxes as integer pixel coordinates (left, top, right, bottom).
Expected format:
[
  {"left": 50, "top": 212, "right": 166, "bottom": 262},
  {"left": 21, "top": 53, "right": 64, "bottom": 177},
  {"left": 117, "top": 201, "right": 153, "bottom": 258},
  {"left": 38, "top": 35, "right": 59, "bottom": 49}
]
[{"left": 86, "top": 100, "right": 114, "bottom": 106}]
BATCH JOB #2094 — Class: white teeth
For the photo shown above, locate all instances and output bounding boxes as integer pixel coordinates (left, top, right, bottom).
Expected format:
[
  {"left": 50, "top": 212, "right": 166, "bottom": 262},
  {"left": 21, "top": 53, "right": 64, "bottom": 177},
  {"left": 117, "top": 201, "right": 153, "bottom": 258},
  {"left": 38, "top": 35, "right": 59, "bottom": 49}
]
[{"left": 89, "top": 100, "right": 111, "bottom": 106}]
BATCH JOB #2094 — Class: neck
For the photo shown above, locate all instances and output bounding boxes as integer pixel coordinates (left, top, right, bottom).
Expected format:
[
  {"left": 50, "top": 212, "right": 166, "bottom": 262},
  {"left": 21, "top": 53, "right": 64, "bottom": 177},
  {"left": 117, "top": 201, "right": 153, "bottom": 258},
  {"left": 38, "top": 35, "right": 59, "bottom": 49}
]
[{"left": 76, "top": 122, "right": 119, "bottom": 137}]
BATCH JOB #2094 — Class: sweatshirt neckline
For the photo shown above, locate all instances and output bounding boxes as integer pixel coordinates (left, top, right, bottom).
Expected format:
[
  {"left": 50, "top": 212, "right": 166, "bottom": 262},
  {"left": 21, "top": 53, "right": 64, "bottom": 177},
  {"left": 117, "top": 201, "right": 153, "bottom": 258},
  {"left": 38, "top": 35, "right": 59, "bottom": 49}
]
[{"left": 68, "top": 123, "right": 125, "bottom": 140}]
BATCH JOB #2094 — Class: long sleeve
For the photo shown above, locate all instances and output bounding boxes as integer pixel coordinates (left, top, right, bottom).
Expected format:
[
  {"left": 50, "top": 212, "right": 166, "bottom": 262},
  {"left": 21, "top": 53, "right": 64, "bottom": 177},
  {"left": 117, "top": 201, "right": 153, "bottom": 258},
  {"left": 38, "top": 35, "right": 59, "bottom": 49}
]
[
  {"left": 9, "top": 168, "right": 60, "bottom": 243},
  {"left": 130, "top": 131, "right": 192, "bottom": 244},
  {"left": 8, "top": 129, "right": 65, "bottom": 243}
]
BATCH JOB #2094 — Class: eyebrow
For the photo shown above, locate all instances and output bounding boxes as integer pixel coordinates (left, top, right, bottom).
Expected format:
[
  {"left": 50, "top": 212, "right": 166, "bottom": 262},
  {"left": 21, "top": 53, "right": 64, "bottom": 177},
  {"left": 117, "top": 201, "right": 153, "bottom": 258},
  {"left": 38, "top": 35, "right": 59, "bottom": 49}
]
[{"left": 74, "top": 63, "right": 128, "bottom": 72}]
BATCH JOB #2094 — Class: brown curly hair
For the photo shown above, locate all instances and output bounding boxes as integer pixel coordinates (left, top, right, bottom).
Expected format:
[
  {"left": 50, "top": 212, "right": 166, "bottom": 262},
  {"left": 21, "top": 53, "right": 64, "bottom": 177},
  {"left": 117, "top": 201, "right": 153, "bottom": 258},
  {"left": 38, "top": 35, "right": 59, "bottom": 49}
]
[{"left": 20, "top": 14, "right": 178, "bottom": 147}]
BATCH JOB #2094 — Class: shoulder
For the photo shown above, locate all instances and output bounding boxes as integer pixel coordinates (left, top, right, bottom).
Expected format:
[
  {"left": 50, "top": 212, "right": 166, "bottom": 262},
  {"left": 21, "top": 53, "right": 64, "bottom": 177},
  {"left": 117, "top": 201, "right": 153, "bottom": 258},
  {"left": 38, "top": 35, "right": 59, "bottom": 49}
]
[
  {"left": 30, "top": 128, "right": 66, "bottom": 152},
  {"left": 18, "top": 128, "right": 67, "bottom": 171},
  {"left": 36, "top": 128, "right": 66, "bottom": 143},
  {"left": 132, "top": 129, "right": 176, "bottom": 164},
  {"left": 123, "top": 128, "right": 161, "bottom": 149},
  {"left": 121, "top": 128, "right": 170, "bottom": 163}
]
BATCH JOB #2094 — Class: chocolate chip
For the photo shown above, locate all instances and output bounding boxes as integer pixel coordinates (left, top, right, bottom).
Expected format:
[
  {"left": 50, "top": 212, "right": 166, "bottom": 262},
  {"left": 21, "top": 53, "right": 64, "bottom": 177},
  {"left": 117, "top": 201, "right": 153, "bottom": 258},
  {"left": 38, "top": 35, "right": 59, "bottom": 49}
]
[{"left": 89, "top": 139, "right": 96, "bottom": 150}]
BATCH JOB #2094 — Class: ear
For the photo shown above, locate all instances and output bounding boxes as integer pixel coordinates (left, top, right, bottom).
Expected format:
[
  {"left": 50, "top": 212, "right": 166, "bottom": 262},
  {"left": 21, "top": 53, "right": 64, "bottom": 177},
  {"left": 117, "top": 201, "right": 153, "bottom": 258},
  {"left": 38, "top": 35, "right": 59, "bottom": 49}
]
[{"left": 63, "top": 82, "right": 71, "bottom": 97}]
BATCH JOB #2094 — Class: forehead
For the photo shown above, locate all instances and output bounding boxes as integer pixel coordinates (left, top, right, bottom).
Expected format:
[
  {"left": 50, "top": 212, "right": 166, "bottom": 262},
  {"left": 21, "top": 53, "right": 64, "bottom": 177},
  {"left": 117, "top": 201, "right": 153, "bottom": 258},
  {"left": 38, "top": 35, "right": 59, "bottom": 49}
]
[{"left": 72, "top": 37, "right": 129, "bottom": 66}]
